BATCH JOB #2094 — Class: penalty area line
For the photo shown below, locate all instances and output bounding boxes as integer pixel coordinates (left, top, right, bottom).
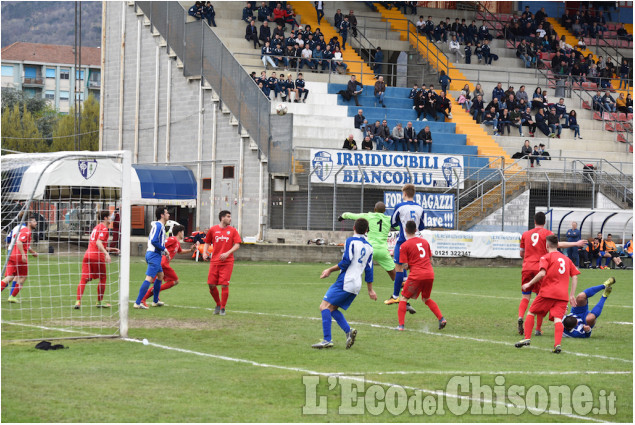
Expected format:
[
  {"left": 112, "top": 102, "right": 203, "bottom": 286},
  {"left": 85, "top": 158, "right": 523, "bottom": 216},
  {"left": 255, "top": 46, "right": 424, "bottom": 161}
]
[{"left": 122, "top": 337, "right": 610, "bottom": 423}]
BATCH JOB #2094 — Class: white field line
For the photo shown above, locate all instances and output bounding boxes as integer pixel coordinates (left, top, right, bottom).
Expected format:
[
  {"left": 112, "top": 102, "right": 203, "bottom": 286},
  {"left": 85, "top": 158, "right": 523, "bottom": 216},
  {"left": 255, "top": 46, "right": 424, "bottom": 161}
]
[
  {"left": 607, "top": 321, "right": 633, "bottom": 325},
  {"left": 122, "top": 337, "right": 611, "bottom": 423},
  {"left": 161, "top": 303, "right": 633, "bottom": 364},
  {"left": 367, "top": 370, "right": 632, "bottom": 376},
  {"left": 433, "top": 291, "right": 633, "bottom": 309},
  {"left": 1, "top": 320, "right": 98, "bottom": 336}
]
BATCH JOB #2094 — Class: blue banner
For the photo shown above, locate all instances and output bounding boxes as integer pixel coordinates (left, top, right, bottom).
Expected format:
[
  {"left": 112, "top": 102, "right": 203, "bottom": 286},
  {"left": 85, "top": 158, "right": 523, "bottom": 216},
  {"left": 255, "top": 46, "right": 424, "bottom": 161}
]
[{"left": 384, "top": 191, "right": 455, "bottom": 229}]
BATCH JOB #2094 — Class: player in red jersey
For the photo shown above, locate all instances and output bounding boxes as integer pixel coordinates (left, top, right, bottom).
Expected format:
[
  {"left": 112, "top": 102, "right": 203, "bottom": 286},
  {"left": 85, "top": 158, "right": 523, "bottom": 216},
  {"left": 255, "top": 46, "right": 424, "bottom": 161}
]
[
  {"left": 395, "top": 221, "right": 446, "bottom": 331},
  {"left": 203, "top": 210, "right": 241, "bottom": 315},
  {"left": 517, "top": 212, "right": 585, "bottom": 335},
  {"left": 1, "top": 215, "right": 38, "bottom": 303},
  {"left": 74, "top": 211, "right": 120, "bottom": 309},
  {"left": 140, "top": 224, "right": 195, "bottom": 307},
  {"left": 516, "top": 234, "right": 580, "bottom": 353}
]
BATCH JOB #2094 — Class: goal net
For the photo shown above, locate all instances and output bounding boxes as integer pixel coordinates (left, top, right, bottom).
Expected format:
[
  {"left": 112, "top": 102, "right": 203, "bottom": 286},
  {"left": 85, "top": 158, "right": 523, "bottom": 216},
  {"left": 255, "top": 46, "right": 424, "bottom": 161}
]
[{"left": 1, "top": 151, "right": 131, "bottom": 341}]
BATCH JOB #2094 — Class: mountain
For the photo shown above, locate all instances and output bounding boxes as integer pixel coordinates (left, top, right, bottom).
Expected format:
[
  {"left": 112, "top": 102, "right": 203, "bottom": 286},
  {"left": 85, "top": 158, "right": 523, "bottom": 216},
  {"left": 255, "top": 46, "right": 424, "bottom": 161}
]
[{"left": 1, "top": 1, "right": 102, "bottom": 48}]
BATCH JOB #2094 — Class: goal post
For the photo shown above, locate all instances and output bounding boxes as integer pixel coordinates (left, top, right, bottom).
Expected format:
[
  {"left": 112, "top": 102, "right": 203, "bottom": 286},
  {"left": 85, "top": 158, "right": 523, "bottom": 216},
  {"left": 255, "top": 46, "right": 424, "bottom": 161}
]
[{"left": 1, "top": 150, "right": 131, "bottom": 341}]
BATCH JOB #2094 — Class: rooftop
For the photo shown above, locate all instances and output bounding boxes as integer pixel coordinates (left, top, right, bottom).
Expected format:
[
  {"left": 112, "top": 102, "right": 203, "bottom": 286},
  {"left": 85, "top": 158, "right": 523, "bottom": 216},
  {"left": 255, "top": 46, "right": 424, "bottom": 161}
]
[{"left": 1, "top": 42, "right": 100, "bottom": 67}]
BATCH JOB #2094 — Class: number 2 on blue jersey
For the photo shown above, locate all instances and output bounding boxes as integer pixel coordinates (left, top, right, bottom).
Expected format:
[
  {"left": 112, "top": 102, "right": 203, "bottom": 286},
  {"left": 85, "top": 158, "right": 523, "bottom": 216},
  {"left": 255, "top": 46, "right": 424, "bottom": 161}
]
[{"left": 358, "top": 247, "right": 366, "bottom": 263}]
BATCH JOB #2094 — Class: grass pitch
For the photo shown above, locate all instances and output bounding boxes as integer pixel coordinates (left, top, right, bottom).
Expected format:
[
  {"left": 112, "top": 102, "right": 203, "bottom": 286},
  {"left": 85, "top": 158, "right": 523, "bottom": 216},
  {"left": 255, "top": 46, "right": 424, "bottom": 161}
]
[{"left": 2, "top": 258, "right": 633, "bottom": 422}]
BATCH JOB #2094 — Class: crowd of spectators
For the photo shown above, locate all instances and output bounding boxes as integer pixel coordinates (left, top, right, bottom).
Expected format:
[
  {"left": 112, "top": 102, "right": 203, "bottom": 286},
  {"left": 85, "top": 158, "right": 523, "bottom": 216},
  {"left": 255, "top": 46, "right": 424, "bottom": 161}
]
[
  {"left": 342, "top": 117, "right": 435, "bottom": 153},
  {"left": 252, "top": 70, "right": 309, "bottom": 103},
  {"left": 188, "top": 1, "right": 216, "bottom": 27}
]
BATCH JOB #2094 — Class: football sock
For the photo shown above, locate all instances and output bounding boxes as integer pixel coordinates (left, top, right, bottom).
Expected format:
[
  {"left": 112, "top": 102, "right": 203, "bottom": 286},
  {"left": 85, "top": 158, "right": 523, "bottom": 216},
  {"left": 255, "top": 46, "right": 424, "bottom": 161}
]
[
  {"left": 10, "top": 283, "right": 21, "bottom": 297},
  {"left": 160, "top": 281, "right": 176, "bottom": 292},
  {"left": 425, "top": 299, "right": 443, "bottom": 320},
  {"left": 221, "top": 286, "right": 229, "bottom": 309},
  {"left": 554, "top": 321, "right": 564, "bottom": 346},
  {"left": 393, "top": 272, "right": 403, "bottom": 298},
  {"left": 142, "top": 288, "right": 154, "bottom": 303},
  {"left": 590, "top": 296, "right": 607, "bottom": 319},
  {"left": 398, "top": 300, "right": 407, "bottom": 326},
  {"left": 321, "top": 309, "right": 332, "bottom": 341},
  {"left": 330, "top": 310, "right": 350, "bottom": 333},
  {"left": 152, "top": 279, "right": 162, "bottom": 303},
  {"left": 77, "top": 278, "right": 88, "bottom": 301},
  {"left": 584, "top": 284, "right": 605, "bottom": 299},
  {"left": 606, "top": 258, "right": 612, "bottom": 267},
  {"left": 97, "top": 280, "right": 106, "bottom": 302},
  {"left": 518, "top": 297, "right": 530, "bottom": 318},
  {"left": 209, "top": 286, "right": 221, "bottom": 306},
  {"left": 536, "top": 314, "right": 544, "bottom": 331},
  {"left": 523, "top": 313, "right": 535, "bottom": 340},
  {"left": 136, "top": 280, "right": 151, "bottom": 305},
  {"left": 0, "top": 281, "right": 6, "bottom": 291},
  {"left": 11, "top": 281, "right": 17, "bottom": 292}
]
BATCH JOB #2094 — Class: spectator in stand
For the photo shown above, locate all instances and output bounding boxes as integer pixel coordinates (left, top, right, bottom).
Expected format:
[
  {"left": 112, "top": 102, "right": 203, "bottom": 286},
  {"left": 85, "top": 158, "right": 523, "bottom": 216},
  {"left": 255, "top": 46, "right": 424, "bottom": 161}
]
[
  {"left": 497, "top": 108, "right": 512, "bottom": 135},
  {"left": 343, "top": 134, "right": 358, "bottom": 150},
  {"left": 414, "top": 89, "right": 427, "bottom": 121},
  {"left": 567, "top": 110, "right": 582, "bottom": 140},
  {"left": 436, "top": 92, "right": 452, "bottom": 121},
  {"left": 464, "top": 41, "right": 472, "bottom": 64},
  {"left": 434, "top": 20, "right": 447, "bottom": 43},
  {"left": 547, "top": 108, "right": 561, "bottom": 138},
  {"left": 256, "top": 1, "right": 271, "bottom": 22},
  {"left": 458, "top": 84, "right": 472, "bottom": 111},
  {"left": 313, "top": 45, "right": 329, "bottom": 72},
  {"left": 272, "top": 43, "right": 287, "bottom": 69},
  {"left": 378, "top": 119, "right": 394, "bottom": 150},
  {"left": 470, "top": 94, "right": 485, "bottom": 123},
  {"left": 332, "top": 46, "right": 347, "bottom": 73},
  {"left": 482, "top": 107, "right": 499, "bottom": 135},
  {"left": 334, "top": 9, "right": 343, "bottom": 32},
  {"left": 284, "top": 4, "right": 299, "bottom": 29},
  {"left": 521, "top": 106, "right": 536, "bottom": 136},
  {"left": 478, "top": 21, "right": 492, "bottom": 41},
  {"left": 348, "top": 10, "right": 358, "bottom": 38},
  {"left": 474, "top": 41, "right": 483, "bottom": 64},
  {"left": 271, "top": 3, "right": 286, "bottom": 27},
  {"left": 361, "top": 135, "right": 373, "bottom": 150},
  {"left": 516, "top": 39, "right": 532, "bottom": 68},
  {"left": 592, "top": 91, "right": 604, "bottom": 111},
  {"left": 531, "top": 87, "right": 544, "bottom": 111},
  {"left": 314, "top": 1, "right": 324, "bottom": 25},
  {"left": 203, "top": 2, "right": 216, "bottom": 27},
  {"left": 339, "top": 16, "right": 351, "bottom": 50},
  {"left": 189, "top": 2, "right": 203, "bottom": 20},
  {"left": 344, "top": 74, "right": 363, "bottom": 106},
  {"left": 299, "top": 44, "right": 314, "bottom": 69},
  {"left": 602, "top": 90, "right": 616, "bottom": 112},
  {"left": 481, "top": 39, "right": 498, "bottom": 65},
  {"left": 531, "top": 145, "right": 542, "bottom": 167},
  {"left": 424, "top": 91, "right": 437, "bottom": 121},
  {"left": 246, "top": 20, "right": 261, "bottom": 49},
  {"left": 618, "top": 59, "right": 630, "bottom": 90},
  {"left": 518, "top": 140, "right": 534, "bottom": 166},
  {"left": 259, "top": 20, "right": 272, "bottom": 45},
  {"left": 509, "top": 106, "right": 523, "bottom": 136},
  {"left": 261, "top": 41, "right": 277, "bottom": 69},
  {"left": 534, "top": 108, "right": 550, "bottom": 136},
  {"left": 516, "top": 85, "right": 528, "bottom": 104},
  {"left": 417, "top": 125, "right": 433, "bottom": 153},
  {"left": 408, "top": 83, "right": 420, "bottom": 100},
  {"left": 465, "top": 20, "right": 477, "bottom": 45},
  {"left": 273, "top": 23, "right": 285, "bottom": 39},
  {"left": 438, "top": 70, "right": 451, "bottom": 93},
  {"left": 373, "top": 47, "right": 383, "bottom": 78},
  {"left": 449, "top": 36, "right": 464, "bottom": 62},
  {"left": 616, "top": 93, "right": 628, "bottom": 113},
  {"left": 294, "top": 73, "right": 308, "bottom": 103},
  {"left": 471, "top": 83, "right": 484, "bottom": 101},
  {"left": 242, "top": 2, "right": 254, "bottom": 23},
  {"left": 354, "top": 109, "right": 365, "bottom": 129},
  {"left": 391, "top": 122, "right": 406, "bottom": 151},
  {"left": 416, "top": 16, "right": 426, "bottom": 34},
  {"left": 486, "top": 97, "right": 501, "bottom": 114},
  {"left": 627, "top": 94, "right": 633, "bottom": 113},
  {"left": 404, "top": 122, "right": 417, "bottom": 152},
  {"left": 374, "top": 76, "right": 386, "bottom": 108},
  {"left": 617, "top": 23, "right": 633, "bottom": 42},
  {"left": 492, "top": 82, "right": 505, "bottom": 102},
  {"left": 554, "top": 98, "right": 569, "bottom": 127},
  {"left": 535, "top": 7, "right": 547, "bottom": 23}
]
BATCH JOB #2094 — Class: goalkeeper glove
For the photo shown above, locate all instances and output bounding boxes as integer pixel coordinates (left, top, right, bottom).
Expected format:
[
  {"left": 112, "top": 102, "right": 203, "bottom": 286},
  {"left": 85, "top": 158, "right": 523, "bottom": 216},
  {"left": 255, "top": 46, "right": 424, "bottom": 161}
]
[{"left": 337, "top": 215, "right": 344, "bottom": 222}]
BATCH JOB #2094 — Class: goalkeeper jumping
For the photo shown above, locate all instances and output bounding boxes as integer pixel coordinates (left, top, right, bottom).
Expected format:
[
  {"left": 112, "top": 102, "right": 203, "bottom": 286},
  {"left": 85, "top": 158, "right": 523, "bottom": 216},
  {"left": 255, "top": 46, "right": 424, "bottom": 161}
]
[{"left": 339, "top": 202, "right": 416, "bottom": 314}]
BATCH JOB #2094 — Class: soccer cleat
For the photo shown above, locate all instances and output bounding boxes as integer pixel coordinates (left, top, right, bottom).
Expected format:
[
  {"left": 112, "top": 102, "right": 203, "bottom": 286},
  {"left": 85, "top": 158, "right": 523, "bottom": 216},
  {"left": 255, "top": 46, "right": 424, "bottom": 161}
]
[
  {"left": 7, "top": 295, "right": 20, "bottom": 304},
  {"left": 534, "top": 330, "right": 542, "bottom": 336},
  {"left": 515, "top": 338, "right": 531, "bottom": 348},
  {"left": 141, "top": 300, "right": 148, "bottom": 308},
  {"left": 603, "top": 277, "right": 616, "bottom": 297},
  {"left": 439, "top": 318, "right": 447, "bottom": 330},
  {"left": 345, "top": 328, "right": 357, "bottom": 349},
  {"left": 406, "top": 303, "right": 417, "bottom": 314},
  {"left": 395, "top": 325, "right": 405, "bottom": 331},
  {"left": 151, "top": 301, "right": 165, "bottom": 307},
  {"left": 73, "top": 301, "right": 81, "bottom": 309},
  {"left": 220, "top": 308, "right": 226, "bottom": 316},
  {"left": 213, "top": 306, "right": 221, "bottom": 315},
  {"left": 384, "top": 297, "right": 399, "bottom": 305},
  {"left": 133, "top": 303, "right": 148, "bottom": 310},
  {"left": 96, "top": 302, "right": 111, "bottom": 308},
  {"left": 552, "top": 344, "right": 562, "bottom": 354},
  {"left": 312, "top": 339, "right": 334, "bottom": 349},
  {"left": 517, "top": 317, "right": 524, "bottom": 335}
]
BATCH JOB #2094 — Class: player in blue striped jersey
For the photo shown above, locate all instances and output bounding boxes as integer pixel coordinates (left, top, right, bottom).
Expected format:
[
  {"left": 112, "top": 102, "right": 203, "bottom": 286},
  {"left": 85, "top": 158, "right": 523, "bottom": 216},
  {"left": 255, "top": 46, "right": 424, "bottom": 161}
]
[
  {"left": 312, "top": 218, "right": 376, "bottom": 349},
  {"left": 134, "top": 207, "right": 170, "bottom": 309},
  {"left": 385, "top": 184, "right": 425, "bottom": 305},
  {"left": 563, "top": 277, "right": 615, "bottom": 338}
]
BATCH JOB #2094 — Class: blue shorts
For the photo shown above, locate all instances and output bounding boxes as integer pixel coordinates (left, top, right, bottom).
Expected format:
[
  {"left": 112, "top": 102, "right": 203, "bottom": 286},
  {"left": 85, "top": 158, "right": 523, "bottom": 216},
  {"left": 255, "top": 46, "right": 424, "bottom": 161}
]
[
  {"left": 145, "top": 251, "right": 163, "bottom": 278},
  {"left": 323, "top": 281, "right": 357, "bottom": 310},
  {"left": 393, "top": 241, "right": 403, "bottom": 264},
  {"left": 570, "top": 304, "right": 589, "bottom": 324}
]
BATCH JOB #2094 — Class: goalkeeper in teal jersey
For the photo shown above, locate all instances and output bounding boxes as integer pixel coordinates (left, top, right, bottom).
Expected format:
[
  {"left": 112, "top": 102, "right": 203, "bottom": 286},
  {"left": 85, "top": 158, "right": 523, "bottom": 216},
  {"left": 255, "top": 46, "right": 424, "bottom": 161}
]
[{"left": 339, "top": 202, "right": 416, "bottom": 314}]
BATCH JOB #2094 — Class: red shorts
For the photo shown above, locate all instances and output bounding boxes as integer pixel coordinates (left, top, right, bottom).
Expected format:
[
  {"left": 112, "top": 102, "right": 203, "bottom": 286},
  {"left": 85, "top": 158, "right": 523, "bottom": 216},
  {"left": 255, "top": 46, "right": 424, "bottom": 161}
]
[
  {"left": 402, "top": 277, "right": 434, "bottom": 300},
  {"left": 521, "top": 269, "right": 541, "bottom": 294},
  {"left": 161, "top": 264, "right": 178, "bottom": 282},
  {"left": 207, "top": 262, "right": 234, "bottom": 286},
  {"left": 529, "top": 295, "right": 567, "bottom": 322},
  {"left": 5, "top": 258, "right": 28, "bottom": 278},
  {"left": 82, "top": 254, "right": 106, "bottom": 282}
]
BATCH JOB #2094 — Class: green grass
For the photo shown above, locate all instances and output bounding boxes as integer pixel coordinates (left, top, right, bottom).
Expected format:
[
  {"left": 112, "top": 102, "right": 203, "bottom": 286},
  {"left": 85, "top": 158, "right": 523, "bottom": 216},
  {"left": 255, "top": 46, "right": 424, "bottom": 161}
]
[{"left": 2, "top": 258, "right": 633, "bottom": 422}]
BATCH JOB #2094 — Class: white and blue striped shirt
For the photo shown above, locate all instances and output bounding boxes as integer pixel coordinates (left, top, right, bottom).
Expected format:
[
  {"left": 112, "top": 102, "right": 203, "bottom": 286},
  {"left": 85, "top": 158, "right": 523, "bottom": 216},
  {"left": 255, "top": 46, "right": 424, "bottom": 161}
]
[
  {"left": 336, "top": 234, "right": 374, "bottom": 294},
  {"left": 146, "top": 221, "right": 166, "bottom": 253}
]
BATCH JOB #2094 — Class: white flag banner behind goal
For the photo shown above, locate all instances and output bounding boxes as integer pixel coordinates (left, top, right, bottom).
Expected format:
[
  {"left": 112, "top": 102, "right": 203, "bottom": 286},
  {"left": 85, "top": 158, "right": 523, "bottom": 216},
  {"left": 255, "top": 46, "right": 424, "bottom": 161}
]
[{"left": 1, "top": 151, "right": 131, "bottom": 341}]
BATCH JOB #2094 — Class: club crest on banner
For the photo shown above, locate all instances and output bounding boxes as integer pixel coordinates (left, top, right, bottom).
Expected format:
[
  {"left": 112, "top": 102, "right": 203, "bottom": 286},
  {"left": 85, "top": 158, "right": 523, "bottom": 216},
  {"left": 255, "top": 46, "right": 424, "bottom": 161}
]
[
  {"left": 78, "top": 160, "right": 98, "bottom": 180},
  {"left": 442, "top": 157, "right": 462, "bottom": 186},
  {"left": 312, "top": 151, "right": 333, "bottom": 182}
]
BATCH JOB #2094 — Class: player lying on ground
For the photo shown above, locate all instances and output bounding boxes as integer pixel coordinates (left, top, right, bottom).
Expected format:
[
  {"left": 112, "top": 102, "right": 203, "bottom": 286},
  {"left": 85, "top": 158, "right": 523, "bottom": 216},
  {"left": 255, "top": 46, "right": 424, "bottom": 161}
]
[
  {"left": 339, "top": 201, "right": 416, "bottom": 314},
  {"left": 1, "top": 215, "right": 38, "bottom": 303},
  {"left": 385, "top": 184, "right": 425, "bottom": 306},
  {"left": 140, "top": 224, "right": 196, "bottom": 307},
  {"left": 517, "top": 211, "right": 586, "bottom": 335},
  {"left": 134, "top": 207, "right": 170, "bottom": 309},
  {"left": 516, "top": 234, "right": 579, "bottom": 354},
  {"left": 563, "top": 277, "right": 615, "bottom": 338},
  {"left": 395, "top": 220, "right": 446, "bottom": 331},
  {"left": 74, "top": 210, "right": 120, "bottom": 309},
  {"left": 312, "top": 218, "right": 376, "bottom": 349}
]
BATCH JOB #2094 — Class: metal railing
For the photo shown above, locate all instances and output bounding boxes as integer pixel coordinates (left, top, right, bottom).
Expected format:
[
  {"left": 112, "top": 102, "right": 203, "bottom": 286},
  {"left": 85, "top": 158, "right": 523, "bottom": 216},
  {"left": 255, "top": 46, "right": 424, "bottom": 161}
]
[{"left": 136, "top": 1, "right": 292, "bottom": 174}]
